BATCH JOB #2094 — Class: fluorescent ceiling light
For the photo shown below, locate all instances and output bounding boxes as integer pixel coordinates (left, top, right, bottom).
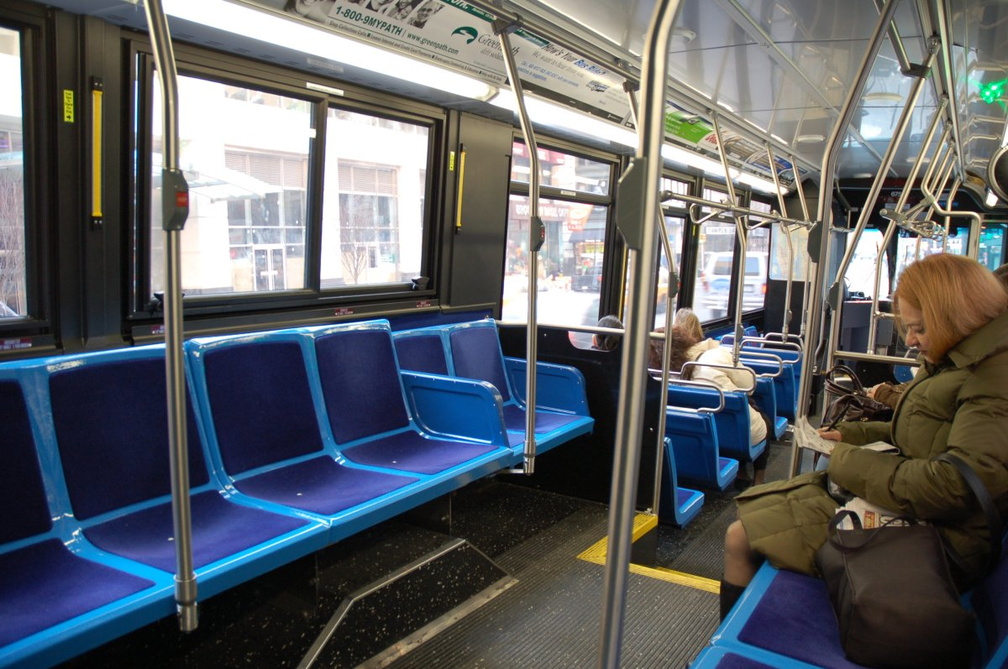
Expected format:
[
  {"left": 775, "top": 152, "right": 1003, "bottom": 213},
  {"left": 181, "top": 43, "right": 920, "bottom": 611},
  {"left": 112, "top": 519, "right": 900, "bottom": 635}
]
[
  {"left": 796, "top": 134, "right": 825, "bottom": 144},
  {"left": 864, "top": 92, "right": 903, "bottom": 103},
  {"left": 161, "top": 0, "right": 498, "bottom": 101}
]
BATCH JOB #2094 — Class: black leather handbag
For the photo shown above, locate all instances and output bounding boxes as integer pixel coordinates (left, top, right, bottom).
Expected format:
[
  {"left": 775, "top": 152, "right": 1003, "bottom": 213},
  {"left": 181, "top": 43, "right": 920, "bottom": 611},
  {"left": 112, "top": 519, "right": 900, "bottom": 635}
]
[
  {"left": 815, "top": 453, "right": 1001, "bottom": 669},
  {"left": 821, "top": 364, "right": 893, "bottom": 429}
]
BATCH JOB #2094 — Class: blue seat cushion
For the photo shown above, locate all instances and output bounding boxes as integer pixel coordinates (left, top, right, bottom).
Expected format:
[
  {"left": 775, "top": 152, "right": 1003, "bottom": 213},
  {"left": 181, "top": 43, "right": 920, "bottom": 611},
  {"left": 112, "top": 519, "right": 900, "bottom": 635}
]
[
  {"left": 0, "top": 539, "right": 155, "bottom": 647},
  {"left": 736, "top": 569, "right": 858, "bottom": 667},
  {"left": 83, "top": 490, "right": 310, "bottom": 573},
  {"left": 500, "top": 404, "right": 582, "bottom": 434},
  {"left": 343, "top": 431, "right": 498, "bottom": 474},
  {"left": 233, "top": 455, "right": 418, "bottom": 515},
  {"left": 0, "top": 380, "right": 52, "bottom": 544},
  {"left": 449, "top": 326, "right": 512, "bottom": 402}
]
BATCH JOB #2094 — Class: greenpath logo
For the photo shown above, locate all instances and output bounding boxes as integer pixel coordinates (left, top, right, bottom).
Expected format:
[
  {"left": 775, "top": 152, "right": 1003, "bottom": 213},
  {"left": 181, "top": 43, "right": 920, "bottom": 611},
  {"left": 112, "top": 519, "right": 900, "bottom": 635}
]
[{"left": 451, "top": 26, "right": 479, "bottom": 44}]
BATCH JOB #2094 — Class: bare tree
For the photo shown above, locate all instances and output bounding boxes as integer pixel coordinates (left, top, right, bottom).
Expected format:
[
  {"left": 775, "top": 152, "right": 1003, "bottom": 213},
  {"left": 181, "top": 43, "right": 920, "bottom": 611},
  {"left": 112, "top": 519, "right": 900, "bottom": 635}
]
[
  {"left": 0, "top": 168, "right": 25, "bottom": 314},
  {"left": 340, "top": 195, "right": 375, "bottom": 285}
]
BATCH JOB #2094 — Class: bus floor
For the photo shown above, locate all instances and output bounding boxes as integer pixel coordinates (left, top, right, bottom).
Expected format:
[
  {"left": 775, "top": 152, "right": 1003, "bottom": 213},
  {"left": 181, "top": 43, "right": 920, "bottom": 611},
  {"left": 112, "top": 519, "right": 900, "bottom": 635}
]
[{"left": 63, "top": 437, "right": 801, "bottom": 669}]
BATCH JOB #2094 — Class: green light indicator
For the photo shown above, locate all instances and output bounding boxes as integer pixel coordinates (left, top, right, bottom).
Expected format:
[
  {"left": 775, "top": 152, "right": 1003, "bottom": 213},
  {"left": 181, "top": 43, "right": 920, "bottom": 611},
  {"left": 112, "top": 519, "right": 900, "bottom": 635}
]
[{"left": 971, "top": 77, "right": 1008, "bottom": 110}]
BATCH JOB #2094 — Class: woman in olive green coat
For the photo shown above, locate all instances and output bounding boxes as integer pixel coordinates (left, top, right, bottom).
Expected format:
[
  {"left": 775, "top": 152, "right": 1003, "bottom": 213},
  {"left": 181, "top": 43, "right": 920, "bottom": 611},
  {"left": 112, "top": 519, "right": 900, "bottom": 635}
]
[{"left": 719, "top": 254, "right": 1008, "bottom": 619}]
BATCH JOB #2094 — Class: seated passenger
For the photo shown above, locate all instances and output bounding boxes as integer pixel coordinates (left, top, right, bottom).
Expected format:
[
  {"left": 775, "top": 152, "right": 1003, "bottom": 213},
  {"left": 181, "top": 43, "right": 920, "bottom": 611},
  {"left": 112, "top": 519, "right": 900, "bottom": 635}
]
[
  {"left": 650, "top": 325, "right": 769, "bottom": 481},
  {"left": 720, "top": 254, "right": 1008, "bottom": 625},
  {"left": 673, "top": 307, "right": 704, "bottom": 342},
  {"left": 592, "top": 315, "right": 623, "bottom": 351},
  {"left": 866, "top": 261, "right": 1008, "bottom": 410}
]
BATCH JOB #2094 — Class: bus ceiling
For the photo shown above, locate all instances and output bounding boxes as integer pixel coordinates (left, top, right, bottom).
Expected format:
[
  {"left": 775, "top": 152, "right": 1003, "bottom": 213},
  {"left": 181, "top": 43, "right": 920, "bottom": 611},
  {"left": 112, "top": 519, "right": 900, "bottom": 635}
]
[{"left": 50, "top": 0, "right": 1008, "bottom": 201}]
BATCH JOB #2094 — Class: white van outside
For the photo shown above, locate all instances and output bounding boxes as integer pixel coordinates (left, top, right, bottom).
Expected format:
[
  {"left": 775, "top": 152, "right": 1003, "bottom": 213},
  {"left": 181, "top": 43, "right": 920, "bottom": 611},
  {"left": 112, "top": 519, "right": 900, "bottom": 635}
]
[{"left": 698, "top": 252, "right": 767, "bottom": 318}]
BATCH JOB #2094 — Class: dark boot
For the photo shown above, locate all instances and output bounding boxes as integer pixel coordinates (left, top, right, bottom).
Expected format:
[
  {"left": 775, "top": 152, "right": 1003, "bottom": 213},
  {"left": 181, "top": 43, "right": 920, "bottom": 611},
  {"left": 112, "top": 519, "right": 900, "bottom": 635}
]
[{"left": 719, "top": 579, "right": 747, "bottom": 620}]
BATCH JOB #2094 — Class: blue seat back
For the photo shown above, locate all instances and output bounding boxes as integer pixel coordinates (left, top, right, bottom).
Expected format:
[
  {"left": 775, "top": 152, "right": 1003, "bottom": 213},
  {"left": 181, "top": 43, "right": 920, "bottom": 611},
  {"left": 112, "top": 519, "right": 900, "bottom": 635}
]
[
  {"left": 313, "top": 324, "right": 412, "bottom": 443},
  {"left": 447, "top": 321, "right": 513, "bottom": 403},
  {"left": 667, "top": 384, "right": 758, "bottom": 462},
  {"left": 196, "top": 337, "right": 324, "bottom": 475},
  {"left": 48, "top": 350, "right": 209, "bottom": 521},
  {"left": 0, "top": 379, "right": 52, "bottom": 544},
  {"left": 393, "top": 330, "right": 449, "bottom": 375}
]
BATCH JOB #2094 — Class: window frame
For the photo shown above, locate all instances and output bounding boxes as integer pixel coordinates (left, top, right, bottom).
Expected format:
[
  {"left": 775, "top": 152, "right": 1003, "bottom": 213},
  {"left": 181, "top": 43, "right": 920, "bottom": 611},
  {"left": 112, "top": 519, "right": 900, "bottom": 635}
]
[
  {"left": 125, "top": 40, "right": 446, "bottom": 324},
  {"left": 0, "top": 9, "right": 52, "bottom": 342},
  {"left": 503, "top": 135, "right": 618, "bottom": 330}
]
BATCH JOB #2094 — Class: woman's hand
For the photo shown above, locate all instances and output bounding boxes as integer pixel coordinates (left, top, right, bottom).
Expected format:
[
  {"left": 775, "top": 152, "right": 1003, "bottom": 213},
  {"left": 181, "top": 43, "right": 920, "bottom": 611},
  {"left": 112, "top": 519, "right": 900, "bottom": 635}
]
[{"left": 818, "top": 428, "right": 842, "bottom": 442}]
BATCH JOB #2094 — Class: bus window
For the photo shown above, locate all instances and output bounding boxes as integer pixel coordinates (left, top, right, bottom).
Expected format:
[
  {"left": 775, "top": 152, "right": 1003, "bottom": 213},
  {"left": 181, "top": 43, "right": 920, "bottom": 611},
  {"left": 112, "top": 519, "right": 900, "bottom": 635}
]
[
  {"left": 742, "top": 209, "right": 770, "bottom": 314},
  {"left": 0, "top": 27, "right": 25, "bottom": 319},
  {"left": 979, "top": 223, "right": 1006, "bottom": 270},
  {"left": 694, "top": 187, "right": 736, "bottom": 320},
  {"left": 149, "top": 76, "right": 313, "bottom": 298},
  {"left": 502, "top": 194, "right": 608, "bottom": 329},
  {"left": 504, "top": 142, "right": 614, "bottom": 332},
  {"left": 769, "top": 223, "right": 809, "bottom": 282},
  {"left": 319, "top": 109, "right": 428, "bottom": 289},
  {"left": 846, "top": 228, "right": 889, "bottom": 298},
  {"left": 510, "top": 144, "right": 611, "bottom": 196}
]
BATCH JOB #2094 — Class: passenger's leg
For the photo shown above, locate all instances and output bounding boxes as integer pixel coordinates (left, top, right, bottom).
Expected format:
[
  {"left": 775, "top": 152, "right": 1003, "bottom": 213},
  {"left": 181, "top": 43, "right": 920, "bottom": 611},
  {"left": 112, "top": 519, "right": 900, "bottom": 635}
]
[
  {"left": 752, "top": 450, "right": 769, "bottom": 486},
  {"left": 720, "top": 519, "right": 761, "bottom": 619}
]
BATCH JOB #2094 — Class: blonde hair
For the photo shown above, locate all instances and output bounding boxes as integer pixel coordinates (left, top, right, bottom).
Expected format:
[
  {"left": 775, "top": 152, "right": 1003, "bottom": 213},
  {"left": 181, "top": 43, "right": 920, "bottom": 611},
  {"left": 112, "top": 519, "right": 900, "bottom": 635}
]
[
  {"left": 893, "top": 254, "right": 1008, "bottom": 361},
  {"left": 673, "top": 308, "right": 704, "bottom": 342}
]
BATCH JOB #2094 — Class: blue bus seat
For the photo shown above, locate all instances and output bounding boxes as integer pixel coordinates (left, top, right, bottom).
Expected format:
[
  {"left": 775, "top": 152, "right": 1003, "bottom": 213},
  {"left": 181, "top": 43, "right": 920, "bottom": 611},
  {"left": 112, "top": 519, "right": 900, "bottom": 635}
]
[
  {"left": 737, "top": 354, "right": 797, "bottom": 425},
  {"left": 751, "top": 376, "right": 788, "bottom": 441},
  {"left": 695, "top": 535, "right": 1008, "bottom": 669},
  {"left": 0, "top": 373, "right": 171, "bottom": 669},
  {"left": 392, "top": 329, "right": 449, "bottom": 375},
  {"left": 665, "top": 407, "right": 738, "bottom": 491},
  {"left": 186, "top": 332, "right": 424, "bottom": 528},
  {"left": 48, "top": 347, "right": 327, "bottom": 597},
  {"left": 666, "top": 384, "right": 766, "bottom": 463},
  {"left": 307, "top": 322, "right": 517, "bottom": 480},
  {"left": 659, "top": 437, "right": 705, "bottom": 527},
  {"left": 435, "top": 320, "right": 595, "bottom": 455}
]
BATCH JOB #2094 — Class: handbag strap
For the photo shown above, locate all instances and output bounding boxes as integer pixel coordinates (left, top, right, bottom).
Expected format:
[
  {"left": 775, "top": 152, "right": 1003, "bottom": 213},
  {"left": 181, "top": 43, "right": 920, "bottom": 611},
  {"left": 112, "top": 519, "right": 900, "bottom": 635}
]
[
  {"left": 825, "top": 364, "right": 864, "bottom": 393},
  {"left": 937, "top": 452, "right": 1003, "bottom": 568}
]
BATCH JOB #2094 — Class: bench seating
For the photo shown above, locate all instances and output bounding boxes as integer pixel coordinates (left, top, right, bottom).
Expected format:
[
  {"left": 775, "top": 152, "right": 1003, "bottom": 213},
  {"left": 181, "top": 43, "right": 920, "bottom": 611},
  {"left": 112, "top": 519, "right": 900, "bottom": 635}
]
[
  {"left": 186, "top": 321, "right": 517, "bottom": 543},
  {"left": 2, "top": 319, "right": 527, "bottom": 667},
  {"left": 691, "top": 540, "right": 1008, "bottom": 669},
  {"left": 392, "top": 319, "right": 595, "bottom": 456},
  {"left": 0, "top": 346, "right": 329, "bottom": 669}
]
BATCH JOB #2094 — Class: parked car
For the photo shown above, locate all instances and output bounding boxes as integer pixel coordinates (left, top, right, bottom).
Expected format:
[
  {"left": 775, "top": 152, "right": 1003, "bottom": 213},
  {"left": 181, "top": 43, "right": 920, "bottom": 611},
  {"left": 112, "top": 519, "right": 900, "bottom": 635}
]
[{"left": 699, "top": 252, "right": 767, "bottom": 318}]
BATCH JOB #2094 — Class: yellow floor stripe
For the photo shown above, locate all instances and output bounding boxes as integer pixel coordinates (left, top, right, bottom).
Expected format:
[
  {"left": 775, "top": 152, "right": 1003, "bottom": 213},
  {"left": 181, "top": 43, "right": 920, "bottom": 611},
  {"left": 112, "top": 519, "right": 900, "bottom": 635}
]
[{"left": 577, "top": 513, "right": 721, "bottom": 595}]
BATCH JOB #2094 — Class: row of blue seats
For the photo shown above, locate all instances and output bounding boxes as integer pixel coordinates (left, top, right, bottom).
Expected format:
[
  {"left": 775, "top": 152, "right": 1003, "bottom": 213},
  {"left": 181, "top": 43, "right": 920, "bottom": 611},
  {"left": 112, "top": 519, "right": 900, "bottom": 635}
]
[
  {"left": 0, "top": 319, "right": 593, "bottom": 668},
  {"left": 691, "top": 547, "right": 1008, "bottom": 668},
  {"left": 656, "top": 335, "right": 803, "bottom": 526}
]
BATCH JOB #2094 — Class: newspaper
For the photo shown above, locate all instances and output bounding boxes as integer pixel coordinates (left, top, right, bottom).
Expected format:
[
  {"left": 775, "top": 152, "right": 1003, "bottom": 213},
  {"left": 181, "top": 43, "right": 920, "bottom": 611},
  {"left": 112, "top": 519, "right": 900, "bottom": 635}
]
[
  {"left": 794, "top": 416, "right": 900, "bottom": 457},
  {"left": 794, "top": 416, "right": 836, "bottom": 455}
]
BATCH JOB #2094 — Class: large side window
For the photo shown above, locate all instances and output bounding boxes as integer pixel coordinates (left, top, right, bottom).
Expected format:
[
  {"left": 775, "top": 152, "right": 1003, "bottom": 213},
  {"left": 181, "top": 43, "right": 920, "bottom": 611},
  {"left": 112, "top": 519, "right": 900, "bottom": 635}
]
[
  {"left": 319, "top": 109, "right": 427, "bottom": 289},
  {"left": 0, "top": 26, "right": 25, "bottom": 319},
  {"left": 149, "top": 76, "right": 312, "bottom": 299},
  {"left": 693, "top": 186, "right": 736, "bottom": 320},
  {"left": 141, "top": 65, "right": 434, "bottom": 314},
  {"left": 503, "top": 142, "right": 614, "bottom": 332}
]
